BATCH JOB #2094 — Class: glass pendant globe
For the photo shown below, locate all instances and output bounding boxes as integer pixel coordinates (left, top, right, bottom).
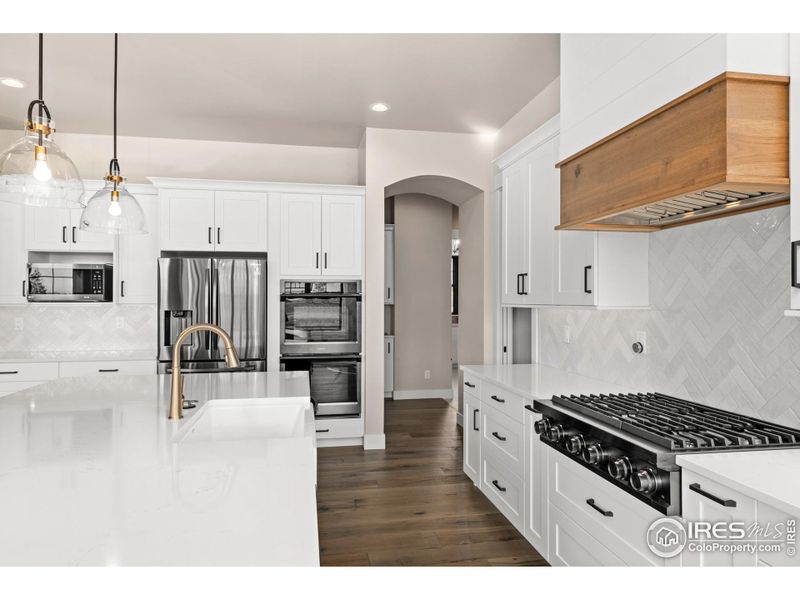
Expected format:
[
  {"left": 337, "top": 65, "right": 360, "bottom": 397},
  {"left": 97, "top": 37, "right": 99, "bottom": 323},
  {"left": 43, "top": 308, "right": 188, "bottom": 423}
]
[
  {"left": 0, "top": 116, "right": 84, "bottom": 207},
  {"left": 79, "top": 179, "right": 147, "bottom": 235}
]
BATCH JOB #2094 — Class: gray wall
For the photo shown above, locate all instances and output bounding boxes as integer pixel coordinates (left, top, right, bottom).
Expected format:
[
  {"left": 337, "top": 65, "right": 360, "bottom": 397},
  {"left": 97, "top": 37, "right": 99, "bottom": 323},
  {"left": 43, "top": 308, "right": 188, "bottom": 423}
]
[{"left": 537, "top": 205, "right": 800, "bottom": 427}]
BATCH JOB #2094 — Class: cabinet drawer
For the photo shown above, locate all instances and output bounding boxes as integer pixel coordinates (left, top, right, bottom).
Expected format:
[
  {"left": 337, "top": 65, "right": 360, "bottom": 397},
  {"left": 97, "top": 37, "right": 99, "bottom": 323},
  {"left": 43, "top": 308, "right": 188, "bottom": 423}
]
[
  {"left": 550, "top": 451, "right": 664, "bottom": 565},
  {"left": 481, "top": 402, "right": 523, "bottom": 472},
  {"left": 314, "top": 418, "right": 364, "bottom": 440},
  {"left": 0, "top": 362, "right": 59, "bottom": 382},
  {"left": 462, "top": 373, "right": 481, "bottom": 398},
  {"left": 481, "top": 453, "right": 523, "bottom": 529},
  {"left": 481, "top": 381, "right": 525, "bottom": 423},
  {"left": 59, "top": 360, "right": 155, "bottom": 378},
  {"left": 0, "top": 381, "right": 43, "bottom": 398},
  {"left": 549, "top": 505, "right": 626, "bottom": 566}
]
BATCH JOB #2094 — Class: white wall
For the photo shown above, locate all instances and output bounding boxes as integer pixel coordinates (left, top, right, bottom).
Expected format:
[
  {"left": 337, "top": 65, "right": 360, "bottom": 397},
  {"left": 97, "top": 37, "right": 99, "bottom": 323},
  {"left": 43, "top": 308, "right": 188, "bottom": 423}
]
[
  {"left": 493, "top": 77, "right": 560, "bottom": 158},
  {"left": 393, "top": 194, "right": 452, "bottom": 396},
  {"left": 0, "top": 129, "right": 360, "bottom": 185}
]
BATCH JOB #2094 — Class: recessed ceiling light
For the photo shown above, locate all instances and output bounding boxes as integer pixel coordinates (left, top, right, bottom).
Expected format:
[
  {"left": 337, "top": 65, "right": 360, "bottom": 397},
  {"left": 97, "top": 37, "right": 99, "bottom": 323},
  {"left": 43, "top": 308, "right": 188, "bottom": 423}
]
[
  {"left": 370, "top": 102, "right": 390, "bottom": 113},
  {"left": 0, "top": 77, "right": 26, "bottom": 89}
]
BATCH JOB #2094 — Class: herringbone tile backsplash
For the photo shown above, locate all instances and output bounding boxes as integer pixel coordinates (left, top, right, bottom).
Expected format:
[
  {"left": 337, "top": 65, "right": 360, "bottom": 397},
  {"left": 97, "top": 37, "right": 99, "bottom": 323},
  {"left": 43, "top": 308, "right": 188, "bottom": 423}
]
[{"left": 538, "top": 205, "right": 800, "bottom": 427}]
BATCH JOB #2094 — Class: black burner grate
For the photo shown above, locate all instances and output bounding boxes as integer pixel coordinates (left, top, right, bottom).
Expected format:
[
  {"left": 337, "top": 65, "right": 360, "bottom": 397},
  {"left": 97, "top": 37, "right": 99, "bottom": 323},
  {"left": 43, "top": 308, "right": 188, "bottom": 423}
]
[{"left": 552, "top": 392, "right": 800, "bottom": 451}]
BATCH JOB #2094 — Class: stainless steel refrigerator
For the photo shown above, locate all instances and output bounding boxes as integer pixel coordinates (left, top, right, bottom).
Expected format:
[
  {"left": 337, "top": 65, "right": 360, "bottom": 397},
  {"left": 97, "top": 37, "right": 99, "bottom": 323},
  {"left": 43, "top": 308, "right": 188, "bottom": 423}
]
[{"left": 157, "top": 257, "right": 267, "bottom": 374}]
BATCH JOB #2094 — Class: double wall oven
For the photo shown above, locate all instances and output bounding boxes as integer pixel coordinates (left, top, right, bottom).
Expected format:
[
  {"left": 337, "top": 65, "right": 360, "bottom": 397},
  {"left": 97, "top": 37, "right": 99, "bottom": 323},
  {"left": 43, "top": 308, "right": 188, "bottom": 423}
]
[{"left": 280, "top": 280, "right": 362, "bottom": 418}]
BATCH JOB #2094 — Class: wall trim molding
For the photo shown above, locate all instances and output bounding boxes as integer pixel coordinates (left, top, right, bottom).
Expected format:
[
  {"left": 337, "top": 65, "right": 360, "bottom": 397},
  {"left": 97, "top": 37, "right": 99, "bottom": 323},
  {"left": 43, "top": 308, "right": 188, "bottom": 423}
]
[
  {"left": 392, "top": 388, "right": 453, "bottom": 400},
  {"left": 148, "top": 176, "right": 365, "bottom": 196},
  {"left": 362, "top": 433, "right": 386, "bottom": 450},
  {"left": 493, "top": 114, "right": 560, "bottom": 170}
]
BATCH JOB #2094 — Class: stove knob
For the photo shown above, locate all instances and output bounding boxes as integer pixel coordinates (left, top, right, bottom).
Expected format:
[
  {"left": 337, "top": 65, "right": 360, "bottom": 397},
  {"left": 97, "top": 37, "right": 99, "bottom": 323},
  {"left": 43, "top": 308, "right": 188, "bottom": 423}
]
[
  {"left": 533, "top": 418, "right": 551, "bottom": 435},
  {"left": 608, "top": 457, "right": 632, "bottom": 481},
  {"left": 545, "top": 424, "right": 566, "bottom": 443},
  {"left": 630, "top": 467, "right": 665, "bottom": 495},
  {"left": 565, "top": 434, "right": 585, "bottom": 455},
  {"left": 582, "top": 443, "right": 607, "bottom": 465}
]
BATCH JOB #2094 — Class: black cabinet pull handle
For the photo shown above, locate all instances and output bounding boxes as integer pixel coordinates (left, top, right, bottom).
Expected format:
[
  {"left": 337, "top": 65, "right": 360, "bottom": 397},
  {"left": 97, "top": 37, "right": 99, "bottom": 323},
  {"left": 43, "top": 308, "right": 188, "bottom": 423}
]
[
  {"left": 315, "top": 429, "right": 330, "bottom": 433},
  {"left": 72, "top": 226, "right": 76, "bottom": 244},
  {"left": 586, "top": 498, "right": 613, "bottom": 517},
  {"left": 0, "top": 371, "right": 20, "bottom": 375},
  {"left": 689, "top": 483, "right": 737, "bottom": 507},
  {"left": 491, "top": 480, "right": 506, "bottom": 493},
  {"left": 524, "top": 404, "right": 538, "bottom": 413},
  {"left": 387, "top": 287, "right": 391, "bottom": 300},
  {"left": 62, "top": 225, "right": 67, "bottom": 244},
  {"left": 208, "top": 227, "right": 213, "bottom": 244},
  {"left": 472, "top": 408, "right": 479, "bottom": 431},
  {"left": 217, "top": 227, "right": 221, "bottom": 245},
  {"left": 584, "top": 265, "right": 592, "bottom": 294},
  {"left": 793, "top": 241, "right": 800, "bottom": 288},
  {"left": 516, "top": 273, "right": 522, "bottom": 295},
  {"left": 315, "top": 252, "right": 319, "bottom": 269},
  {"left": 464, "top": 381, "right": 475, "bottom": 388},
  {"left": 22, "top": 280, "right": 26, "bottom": 297},
  {"left": 98, "top": 368, "right": 119, "bottom": 373},
  {"left": 492, "top": 431, "right": 507, "bottom": 442},
  {"left": 387, "top": 341, "right": 391, "bottom": 353},
  {"left": 324, "top": 252, "right": 328, "bottom": 269},
  {"left": 520, "top": 273, "right": 528, "bottom": 295},
  {"left": 490, "top": 394, "right": 505, "bottom": 403},
  {"left": 120, "top": 280, "right": 125, "bottom": 298}
]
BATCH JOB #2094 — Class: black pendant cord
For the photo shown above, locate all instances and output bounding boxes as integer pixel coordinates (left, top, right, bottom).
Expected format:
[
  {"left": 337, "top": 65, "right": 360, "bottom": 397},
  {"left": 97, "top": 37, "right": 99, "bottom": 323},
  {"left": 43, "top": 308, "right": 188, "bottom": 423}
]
[
  {"left": 109, "top": 33, "right": 120, "bottom": 181},
  {"left": 37, "top": 33, "right": 43, "bottom": 146}
]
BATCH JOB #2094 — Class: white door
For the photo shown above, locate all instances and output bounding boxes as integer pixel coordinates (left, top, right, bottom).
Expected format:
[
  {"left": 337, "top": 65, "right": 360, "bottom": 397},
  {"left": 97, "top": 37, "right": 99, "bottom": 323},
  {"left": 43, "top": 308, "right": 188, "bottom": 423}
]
[
  {"left": 280, "top": 194, "right": 322, "bottom": 276},
  {"left": 501, "top": 159, "right": 531, "bottom": 305},
  {"left": 0, "top": 202, "right": 27, "bottom": 303},
  {"left": 25, "top": 206, "right": 71, "bottom": 251},
  {"left": 528, "top": 137, "right": 558, "bottom": 305},
  {"left": 321, "top": 195, "right": 362, "bottom": 277},
  {"left": 70, "top": 208, "right": 115, "bottom": 252},
  {"left": 523, "top": 409, "right": 548, "bottom": 558},
  {"left": 214, "top": 191, "right": 268, "bottom": 252},
  {"left": 554, "top": 230, "right": 596, "bottom": 306},
  {"left": 384, "top": 226, "right": 394, "bottom": 304},
  {"left": 159, "top": 189, "right": 215, "bottom": 251},
  {"left": 463, "top": 394, "right": 481, "bottom": 485},
  {"left": 384, "top": 336, "right": 394, "bottom": 394},
  {"left": 118, "top": 194, "right": 159, "bottom": 304}
]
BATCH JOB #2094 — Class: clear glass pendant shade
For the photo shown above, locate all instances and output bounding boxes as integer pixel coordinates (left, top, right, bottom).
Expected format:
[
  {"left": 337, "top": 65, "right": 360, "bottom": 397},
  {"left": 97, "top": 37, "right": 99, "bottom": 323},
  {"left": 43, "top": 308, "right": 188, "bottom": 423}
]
[
  {"left": 0, "top": 116, "right": 84, "bottom": 208},
  {"left": 79, "top": 178, "right": 147, "bottom": 235}
]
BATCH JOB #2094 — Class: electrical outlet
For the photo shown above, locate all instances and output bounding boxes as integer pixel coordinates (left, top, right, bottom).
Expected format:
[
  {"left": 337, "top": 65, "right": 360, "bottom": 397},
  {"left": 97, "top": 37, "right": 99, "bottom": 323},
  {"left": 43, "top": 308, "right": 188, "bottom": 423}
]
[
  {"left": 115, "top": 317, "right": 125, "bottom": 330},
  {"left": 424, "top": 370, "right": 431, "bottom": 380},
  {"left": 562, "top": 325, "right": 571, "bottom": 344},
  {"left": 14, "top": 318, "right": 23, "bottom": 331}
]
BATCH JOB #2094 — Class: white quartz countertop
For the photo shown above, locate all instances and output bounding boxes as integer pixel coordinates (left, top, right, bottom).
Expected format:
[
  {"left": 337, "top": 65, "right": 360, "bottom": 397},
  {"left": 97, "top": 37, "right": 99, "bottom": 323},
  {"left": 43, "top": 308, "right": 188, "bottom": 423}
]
[
  {"left": 0, "top": 371, "right": 319, "bottom": 566},
  {"left": 460, "top": 363, "right": 640, "bottom": 400},
  {"left": 0, "top": 349, "right": 154, "bottom": 363},
  {"left": 677, "top": 451, "right": 800, "bottom": 517}
]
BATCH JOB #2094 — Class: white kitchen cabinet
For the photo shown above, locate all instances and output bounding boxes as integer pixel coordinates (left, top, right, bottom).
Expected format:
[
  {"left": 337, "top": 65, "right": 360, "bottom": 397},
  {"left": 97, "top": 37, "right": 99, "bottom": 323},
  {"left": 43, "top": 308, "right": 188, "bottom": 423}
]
[
  {"left": 58, "top": 360, "right": 155, "bottom": 377},
  {"left": 554, "top": 230, "right": 596, "bottom": 306},
  {"left": 25, "top": 206, "right": 114, "bottom": 252},
  {"left": 523, "top": 407, "right": 548, "bottom": 558},
  {"left": 528, "top": 138, "right": 557, "bottom": 305},
  {"left": 280, "top": 193, "right": 363, "bottom": 278},
  {"left": 214, "top": 191, "right": 269, "bottom": 252},
  {"left": 384, "top": 335, "right": 394, "bottom": 398},
  {"left": 384, "top": 225, "right": 395, "bottom": 304},
  {"left": 549, "top": 505, "right": 626, "bottom": 566},
  {"left": 0, "top": 202, "right": 27, "bottom": 304},
  {"left": 159, "top": 189, "right": 215, "bottom": 251},
  {"left": 500, "top": 157, "right": 531, "bottom": 305},
  {"left": 117, "top": 194, "right": 159, "bottom": 304},
  {"left": 463, "top": 390, "right": 481, "bottom": 485}
]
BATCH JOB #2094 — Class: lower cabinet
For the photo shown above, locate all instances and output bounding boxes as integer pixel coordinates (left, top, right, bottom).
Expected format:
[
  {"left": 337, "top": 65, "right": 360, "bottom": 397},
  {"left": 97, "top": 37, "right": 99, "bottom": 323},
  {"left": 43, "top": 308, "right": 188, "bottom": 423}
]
[
  {"left": 523, "top": 407, "right": 548, "bottom": 559},
  {"left": 58, "top": 360, "right": 155, "bottom": 378},
  {"left": 549, "top": 505, "right": 626, "bottom": 566},
  {"left": 463, "top": 391, "right": 481, "bottom": 485},
  {"left": 314, "top": 417, "right": 364, "bottom": 447},
  {"left": 481, "top": 449, "right": 524, "bottom": 529}
]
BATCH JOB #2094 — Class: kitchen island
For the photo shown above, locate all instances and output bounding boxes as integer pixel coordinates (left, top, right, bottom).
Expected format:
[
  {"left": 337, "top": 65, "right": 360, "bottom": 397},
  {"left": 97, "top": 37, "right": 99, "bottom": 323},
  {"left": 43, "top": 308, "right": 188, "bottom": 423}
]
[{"left": 0, "top": 371, "right": 319, "bottom": 566}]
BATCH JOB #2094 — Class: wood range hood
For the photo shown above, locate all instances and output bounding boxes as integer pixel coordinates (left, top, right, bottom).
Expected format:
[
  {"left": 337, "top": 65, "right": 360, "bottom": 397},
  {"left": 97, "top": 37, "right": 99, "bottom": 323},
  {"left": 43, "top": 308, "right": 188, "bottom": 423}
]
[{"left": 557, "top": 72, "right": 790, "bottom": 232}]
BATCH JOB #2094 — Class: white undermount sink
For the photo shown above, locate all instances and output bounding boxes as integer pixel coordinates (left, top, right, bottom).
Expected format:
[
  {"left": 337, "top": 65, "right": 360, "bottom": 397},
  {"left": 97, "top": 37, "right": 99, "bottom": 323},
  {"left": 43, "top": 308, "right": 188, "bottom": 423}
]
[{"left": 174, "top": 398, "right": 315, "bottom": 443}]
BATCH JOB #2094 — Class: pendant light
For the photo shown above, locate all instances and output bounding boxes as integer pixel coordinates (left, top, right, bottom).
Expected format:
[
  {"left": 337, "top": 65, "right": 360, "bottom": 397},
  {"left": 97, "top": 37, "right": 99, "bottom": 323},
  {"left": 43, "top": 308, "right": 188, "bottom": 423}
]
[
  {"left": 0, "top": 34, "right": 84, "bottom": 207},
  {"left": 80, "top": 34, "right": 146, "bottom": 235}
]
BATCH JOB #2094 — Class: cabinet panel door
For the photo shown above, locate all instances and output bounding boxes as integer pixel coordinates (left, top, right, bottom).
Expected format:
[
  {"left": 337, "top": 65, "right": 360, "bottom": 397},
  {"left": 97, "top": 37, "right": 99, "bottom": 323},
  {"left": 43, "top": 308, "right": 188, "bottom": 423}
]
[
  {"left": 71, "top": 208, "right": 115, "bottom": 252},
  {"left": 501, "top": 160, "right": 531, "bottom": 305},
  {"left": 549, "top": 505, "right": 625, "bottom": 566},
  {"left": 523, "top": 409, "right": 548, "bottom": 558},
  {"left": 384, "top": 226, "right": 394, "bottom": 303},
  {"left": 463, "top": 393, "right": 481, "bottom": 485},
  {"left": 554, "top": 230, "right": 596, "bottom": 306},
  {"left": 321, "top": 195, "right": 362, "bottom": 277},
  {"left": 279, "top": 194, "right": 322, "bottom": 276},
  {"left": 118, "top": 194, "right": 159, "bottom": 304},
  {"left": 529, "top": 137, "right": 558, "bottom": 305},
  {"left": 159, "top": 189, "right": 215, "bottom": 251},
  {"left": 214, "top": 191, "right": 268, "bottom": 252},
  {"left": 0, "top": 202, "right": 28, "bottom": 304},
  {"left": 25, "top": 206, "right": 70, "bottom": 251}
]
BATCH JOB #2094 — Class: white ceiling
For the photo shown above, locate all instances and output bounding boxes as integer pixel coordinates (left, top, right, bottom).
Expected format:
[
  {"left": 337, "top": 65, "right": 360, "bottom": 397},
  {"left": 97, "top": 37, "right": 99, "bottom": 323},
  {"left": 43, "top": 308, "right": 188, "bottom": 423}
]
[{"left": 0, "top": 34, "right": 559, "bottom": 148}]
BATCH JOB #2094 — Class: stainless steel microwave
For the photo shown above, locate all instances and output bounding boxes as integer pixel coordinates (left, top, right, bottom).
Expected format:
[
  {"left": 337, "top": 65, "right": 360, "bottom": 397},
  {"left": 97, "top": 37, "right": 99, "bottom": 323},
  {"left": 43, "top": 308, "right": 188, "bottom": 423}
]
[{"left": 26, "top": 263, "right": 113, "bottom": 302}]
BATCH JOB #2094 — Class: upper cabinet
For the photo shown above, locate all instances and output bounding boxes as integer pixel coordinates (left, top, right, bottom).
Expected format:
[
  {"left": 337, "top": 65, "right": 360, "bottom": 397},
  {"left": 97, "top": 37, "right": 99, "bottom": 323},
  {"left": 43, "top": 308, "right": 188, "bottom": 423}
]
[
  {"left": 496, "top": 116, "right": 648, "bottom": 308},
  {"left": 279, "top": 193, "right": 363, "bottom": 278},
  {"left": 117, "top": 192, "right": 159, "bottom": 304},
  {"left": 0, "top": 202, "right": 27, "bottom": 304},
  {"left": 158, "top": 188, "right": 268, "bottom": 252},
  {"left": 25, "top": 206, "right": 115, "bottom": 252}
]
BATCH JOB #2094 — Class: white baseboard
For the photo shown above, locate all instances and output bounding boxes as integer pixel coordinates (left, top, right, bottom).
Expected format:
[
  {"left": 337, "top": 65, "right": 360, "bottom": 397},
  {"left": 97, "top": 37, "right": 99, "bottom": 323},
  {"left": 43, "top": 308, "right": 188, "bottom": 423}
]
[
  {"left": 316, "top": 437, "right": 363, "bottom": 448},
  {"left": 363, "top": 433, "right": 386, "bottom": 450},
  {"left": 392, "top": 388, "right": 453, "bottom": 400}
]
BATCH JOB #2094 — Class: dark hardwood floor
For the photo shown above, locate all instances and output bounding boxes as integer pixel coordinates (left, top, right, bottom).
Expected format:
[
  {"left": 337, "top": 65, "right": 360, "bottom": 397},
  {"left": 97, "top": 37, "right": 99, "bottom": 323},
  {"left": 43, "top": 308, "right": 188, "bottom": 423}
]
[{"left": 316, "top": 398, "right": 548, "bottom": 566}]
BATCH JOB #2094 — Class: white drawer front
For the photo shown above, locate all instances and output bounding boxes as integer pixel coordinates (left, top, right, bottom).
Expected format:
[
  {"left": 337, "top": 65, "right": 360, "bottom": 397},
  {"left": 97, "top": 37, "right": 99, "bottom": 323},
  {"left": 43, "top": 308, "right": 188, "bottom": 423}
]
[
  {"left": 550, "top": 451, "right": 664, "bottom": 565},
  {"left": 314, "top": 418, "right": 364, "bottom": 440},
  {"left": 0, "top": 362, "right": 59, "bottom": 382},
  {"left": 481, "top": 381, "right": 525, "bottom": 424},
  {"left": 481, "top": 403, "right": 523, "bottom": 471},
  {"left": 549, "top": 505, "right": 626, "bottom": 566},
  {"left": 462, "top": 374, "right": 481, "bottom": 398},
  {"left": 482, "top": 453, "right": 523, "bottom": 529},
  {"left": 0, "top": 381, "right": 42, "bottom": 398},
  {"left": 59, "top": 360, "right": 155, "bottom": 378}
]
